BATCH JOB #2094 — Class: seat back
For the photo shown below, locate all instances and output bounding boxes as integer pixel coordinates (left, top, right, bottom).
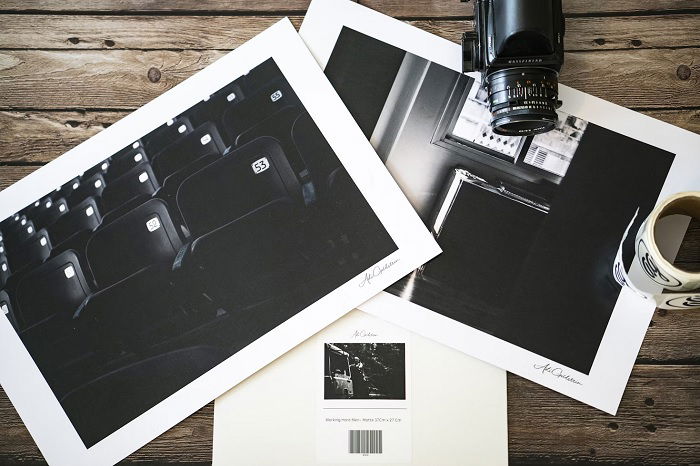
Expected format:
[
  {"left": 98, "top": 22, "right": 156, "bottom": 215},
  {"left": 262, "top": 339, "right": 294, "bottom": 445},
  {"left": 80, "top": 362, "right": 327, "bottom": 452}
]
[
  {"left": 59, "top": 345, "right": 228, "bottom": 448},
  {"left": 188, "top": 199, "right": 307, "bottom": 305},
  {"left": 34, "top": 197, "right": 69, "bottom": 230},
  {"left": 69, "top": 173, "right": 106, "bottom": 207},
  {"left": 9, "top": 228, "right": 52, "bottom": 273},
  {"left": 106, "top": 147, "right": 149, "bottom": 183},
  {"left": 143, "top": 116, "right": 194, "bottom": 152},
  {"left": 0, "top": 290, "right": 17, "bottom": 330},
  {"left": 221, "top": 77, "right": 299, "bottom": 144},
  {"left": 50, "top": 197, "right": 102, "bottom": 246},
  {"left": 0, "top": 255, "right": 10, "bottom": 288},
  {"left": 86, "top": 198, "right": 182, "bottom": 288},
  {"left": 151, "top": 122, "right": 225, "bottom": 183},
  {"left": 15, "top": 250, "right": 91, "bottom": 329},
  {"left": 176, "top": 136, "right": 302, "bottom": 237},
  {"left": 4, "top": 219, "right": 36, "bottom": 248},
  {"left": 101, "top": 163, "right": 159, "bottom": 214},
  {"left": 82, "top": 159, "right": 110, "bottom": 180}
]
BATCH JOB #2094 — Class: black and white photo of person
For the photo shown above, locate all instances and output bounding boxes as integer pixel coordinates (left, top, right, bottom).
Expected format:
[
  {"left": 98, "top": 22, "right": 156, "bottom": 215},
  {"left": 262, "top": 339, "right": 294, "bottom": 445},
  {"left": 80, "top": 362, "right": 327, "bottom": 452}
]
[{"left": 324, "top": 343, "right": 405, "bottom": 400}]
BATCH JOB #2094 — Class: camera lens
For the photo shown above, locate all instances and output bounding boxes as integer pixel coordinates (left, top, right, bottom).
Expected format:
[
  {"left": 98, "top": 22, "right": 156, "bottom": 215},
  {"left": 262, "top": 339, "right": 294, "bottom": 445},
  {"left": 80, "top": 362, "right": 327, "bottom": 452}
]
[{"left": 484, "top": 68, "right": 561, "bottom": 136}]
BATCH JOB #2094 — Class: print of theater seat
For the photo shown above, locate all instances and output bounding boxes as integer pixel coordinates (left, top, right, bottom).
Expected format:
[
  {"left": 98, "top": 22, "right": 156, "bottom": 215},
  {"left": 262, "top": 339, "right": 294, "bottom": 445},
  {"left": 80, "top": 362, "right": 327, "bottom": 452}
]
[
  {"left": 60, "top": 345, "right": 229, "bottom": 448},
  {"left": 151, "top": 122, "right": 226, "bottom": 184},
  {"left": 68, "top": 173, "right": 106, "bottom": 208},
  {"left": 82, "top": 159, "right": 110, "bottom": 180},
  {"left": 105, "top": 146, "right": 148, "bottom": 183},
  {"left": 56, "top": 177, "right": 81, "bottom": 201},
  {"left": 0, "top": 290, "right": 17, "bottom": 330},
  {"left": 289, "top": 111, "right": 342, "bottom": 196},
  {"left": 176, "top": 136, "right": 303, "bottom": 237},
  {"left": 220, "top": 77, "right": 299, "bottom": 145},
  {"left": 143, "top": 116, "right": 194, "bottom": 153},
  {"left": 33, "top": 197, "right": 69, "bottom": 230},
  {"left": 73, "top": 263, "right": 184, "bottom": 354},
  {"left": 303, "top": 167, "right": 396, "bottom": 276},
  {"left": 13, "top": 251, "right": 93, "bottom": 372},
  {"left": 4, "top": 219, "right": 36, "bottom": 249},
  {"left": 85, "top": 198, "right": 183, "bottom": 289},
  {"left": 0, "top": 255, "right": 10, "bottom": 288},
  {"left": 100, "top": 163, "right": 159, "bottom": 214},
  {"left": 22, "top": 195, "right": 54, "bottom": 220},
  {"left": 49, "top": 197, "right": 102, "bottom": 247},
  {"left": 8, "top": 228, "right": 52, "bottom": 273},
  {"left": 177, "top": 198, "right": 309, "bottom": 308},
  {"left": 185, "top": 81, "right": 244, "bottom": 130}
]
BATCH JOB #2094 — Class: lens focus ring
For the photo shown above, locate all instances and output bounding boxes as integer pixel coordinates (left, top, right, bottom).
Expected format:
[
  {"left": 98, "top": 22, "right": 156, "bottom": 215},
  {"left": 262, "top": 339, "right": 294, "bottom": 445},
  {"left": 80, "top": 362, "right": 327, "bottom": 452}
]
[{"left": 484, "top": 68, "right": 561, "bottom": 136}]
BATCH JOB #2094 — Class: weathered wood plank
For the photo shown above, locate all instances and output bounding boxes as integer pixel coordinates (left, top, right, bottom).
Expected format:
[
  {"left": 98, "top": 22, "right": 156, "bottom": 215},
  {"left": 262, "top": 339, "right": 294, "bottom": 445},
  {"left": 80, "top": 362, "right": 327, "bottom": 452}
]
[
  {"left": 358, "top": 0, "right": 700, "bottom": 18},
  {"left": 0, "top": 48, "right": 698, "bottom": 110},
  {"left": 2, "top": 0, "right": 699, "bottom": 16},
  {"left": 0, "top": 15, "right": 303, "bottom": 50},
  {"left": 1, "top": 108, "right": 697, "bottom": 164},
  {"left": 1, "top": 15, "right": 698, "bottom": 52},
  {"left": 0, "top": 166, "right": 39, "bottom": 189},
  {"left": 508, "top": 365, "right": 700, "bottom": 464},
  {"left": 1, "top": 365, "right": 698, "bottom": 464},
  {"left": 0, "top": 0, "right": 311, "bottom": 14},
  {"left": 0, "top": 110, "right": 123, "bottom": 164}
]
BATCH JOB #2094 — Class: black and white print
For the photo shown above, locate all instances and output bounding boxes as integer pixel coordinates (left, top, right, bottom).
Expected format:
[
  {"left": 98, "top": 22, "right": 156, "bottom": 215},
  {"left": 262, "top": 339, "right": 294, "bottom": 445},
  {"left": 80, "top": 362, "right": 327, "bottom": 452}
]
[
  {"left": 323, "top": 26, "right": 674, "bottom": 375},
  {"left": 0, "top": 57, "right": 397, "bottom": 448},
  {"left": 324, "top": 342, "right": 406, "bottom": 400}
]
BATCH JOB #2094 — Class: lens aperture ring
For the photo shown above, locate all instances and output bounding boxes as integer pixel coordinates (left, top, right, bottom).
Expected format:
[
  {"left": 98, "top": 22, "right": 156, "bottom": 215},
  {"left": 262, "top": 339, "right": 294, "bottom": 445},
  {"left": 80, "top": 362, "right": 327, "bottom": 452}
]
[{"left": 483, "top": 67, "right": 561, "bottom": 136}]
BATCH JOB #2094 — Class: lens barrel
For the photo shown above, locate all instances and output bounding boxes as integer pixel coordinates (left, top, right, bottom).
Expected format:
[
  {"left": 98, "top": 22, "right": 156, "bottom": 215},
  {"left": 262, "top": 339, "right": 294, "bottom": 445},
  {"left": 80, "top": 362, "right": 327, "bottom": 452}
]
[{"left": 485, "top": 68, "right": 561, "bottom": 136}]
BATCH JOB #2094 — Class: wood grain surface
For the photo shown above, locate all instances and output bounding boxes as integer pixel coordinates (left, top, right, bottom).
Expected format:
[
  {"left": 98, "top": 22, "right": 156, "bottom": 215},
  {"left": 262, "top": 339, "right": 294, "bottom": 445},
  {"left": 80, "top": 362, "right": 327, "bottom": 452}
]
[{"left": 0, "top": 1, "right": 698, "bottom": 465}]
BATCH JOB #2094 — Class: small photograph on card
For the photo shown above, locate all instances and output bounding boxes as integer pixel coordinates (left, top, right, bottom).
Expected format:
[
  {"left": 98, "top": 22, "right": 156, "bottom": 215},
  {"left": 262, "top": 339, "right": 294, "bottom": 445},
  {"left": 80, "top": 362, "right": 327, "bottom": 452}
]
[{"left": 324, "top": 342, "right": 406, "bottom": 400}]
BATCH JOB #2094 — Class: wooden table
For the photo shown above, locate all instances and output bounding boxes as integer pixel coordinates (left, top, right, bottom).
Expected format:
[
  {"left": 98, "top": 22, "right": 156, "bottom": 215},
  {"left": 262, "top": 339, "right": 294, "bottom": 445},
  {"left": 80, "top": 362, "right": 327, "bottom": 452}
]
[{"left": 0, "top": 1, "right": 698, "bottom": 464}]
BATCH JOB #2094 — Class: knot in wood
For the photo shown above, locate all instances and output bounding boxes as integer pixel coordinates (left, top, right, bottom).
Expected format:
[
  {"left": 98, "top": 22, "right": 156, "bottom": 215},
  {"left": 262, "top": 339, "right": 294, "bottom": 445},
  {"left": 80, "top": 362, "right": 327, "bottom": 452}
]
[
  {"left": 148, "top": 67, "right": 162, "bottom": 83},
  {"left": 676, "top": 64, "right": 691, "bottom": 81}
]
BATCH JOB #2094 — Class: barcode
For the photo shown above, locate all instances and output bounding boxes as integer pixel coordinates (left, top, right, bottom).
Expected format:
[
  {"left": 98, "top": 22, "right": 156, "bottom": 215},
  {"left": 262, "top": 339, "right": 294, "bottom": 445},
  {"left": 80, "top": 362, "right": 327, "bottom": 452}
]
[
  {"left": 526, "top": 144, "right": 548, "bottom": 168},
  {"left": 348, "top": 429, "right": 383, "bottom": 454}
]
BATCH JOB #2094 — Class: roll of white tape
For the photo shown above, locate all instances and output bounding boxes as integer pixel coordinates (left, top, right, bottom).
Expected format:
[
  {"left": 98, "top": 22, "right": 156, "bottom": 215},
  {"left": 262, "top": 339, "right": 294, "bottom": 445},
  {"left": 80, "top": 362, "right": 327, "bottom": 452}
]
[{"left": 613, "top": 192, "right": 700, "bottom": 309}]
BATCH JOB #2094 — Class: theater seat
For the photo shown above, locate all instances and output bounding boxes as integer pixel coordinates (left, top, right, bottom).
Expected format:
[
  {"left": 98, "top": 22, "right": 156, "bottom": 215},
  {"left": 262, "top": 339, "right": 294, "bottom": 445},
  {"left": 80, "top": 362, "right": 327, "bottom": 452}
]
[
  {"left": 8, "top": 228, "right": 52, "bottom": 273},
  {"left": 57, "top": 177, "right": 82, "bottom": 201},
  {"left": 85, "top": 198, "right": 182, "bottom": 288},
  {"left": 23, "top": 196, "right": 53, "bottom": 221},
  {"left": 4, "top": 219, "right": 36, "bottom": 248},
  {"left": 220, "top": 77, "right": 299, "bottom": 145},
  {"left": 186, "top": 82, "right": 244, "bottom": 129},
  {"left": 0, "top": 290, "right": 17, "bottom": 330},
  {"left": 0, "top": 255, "right": 10, "bottom": 288},
  {"left": 69, "top": 173, "right": 106, "bottom": 207},
  {"left": 157, "top": 152, "right": 220, "bottom": 207},
  {"left": 235, "top": 106, "right": 305, "bottom": 171},
  {"left": 82, "top": 159, "right": 110, "bottom": 180},
  {"left": 49, "top": 197, "right": 102, "bottom": 247},
  {"left": 176, "top": 136, "right": 303, "bottom": 237},
  {"left": 14, "top": 250, "right": 91, "bottom": 330},
  {"left": 60, "top": 345, "right": 229, "bottom": 448},
  {"left": 101, "top": 163, "right": 159, "bottom": 214},
  {"left": 34, "top": 197, "right": 69, "bottom": 230},
  {"left": 106, "top": 146, "right": 149, "bottom": 183},
  {"left": 181, "top": 199, "right": 308, "bottom": 307},
  {"left": 143, "top": 116, "right": 194, "bottom": 152},
  {"left": 290, "top": 111, "right": 342, "bottom": 194},
  {"left": 151, "top": 122, "right": 226, "bottom": 183},
  {"left": 74, "top": 263, "right": 183, "bottom": 354}
]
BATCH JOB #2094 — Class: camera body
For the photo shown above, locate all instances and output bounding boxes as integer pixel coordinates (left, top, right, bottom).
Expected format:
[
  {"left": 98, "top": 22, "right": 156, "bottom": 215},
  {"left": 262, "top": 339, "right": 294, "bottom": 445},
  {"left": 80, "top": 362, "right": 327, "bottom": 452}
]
[{"left": 463, "top": 0, "right": 565, "bottom": 136}]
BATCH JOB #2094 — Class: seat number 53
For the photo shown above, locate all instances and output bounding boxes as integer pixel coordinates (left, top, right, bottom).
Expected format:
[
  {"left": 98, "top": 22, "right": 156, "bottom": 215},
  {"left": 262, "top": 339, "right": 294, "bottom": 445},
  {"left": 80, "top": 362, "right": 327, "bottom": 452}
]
[{"left": 251, "top": 157, "right": 270, "bottom": 174}]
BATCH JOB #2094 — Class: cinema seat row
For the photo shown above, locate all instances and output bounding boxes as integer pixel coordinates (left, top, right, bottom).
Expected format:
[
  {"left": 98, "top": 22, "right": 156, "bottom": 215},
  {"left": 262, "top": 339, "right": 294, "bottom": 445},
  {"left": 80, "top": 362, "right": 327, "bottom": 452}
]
[{"left": 0, "top": 60, "right": 393, "bottom": 444}]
